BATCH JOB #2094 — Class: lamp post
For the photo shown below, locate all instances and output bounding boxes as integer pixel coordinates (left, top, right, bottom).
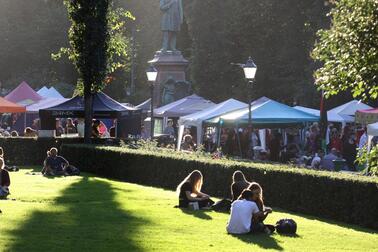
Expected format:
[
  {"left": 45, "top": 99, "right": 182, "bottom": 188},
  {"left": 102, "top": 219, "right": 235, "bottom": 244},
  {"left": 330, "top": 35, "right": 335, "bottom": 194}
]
[
  {"left": 146, "top": 65, "right": 158, "bottom": 138},
  {"left": 242, "top": 57, "right": 257, "bottom": 131}
]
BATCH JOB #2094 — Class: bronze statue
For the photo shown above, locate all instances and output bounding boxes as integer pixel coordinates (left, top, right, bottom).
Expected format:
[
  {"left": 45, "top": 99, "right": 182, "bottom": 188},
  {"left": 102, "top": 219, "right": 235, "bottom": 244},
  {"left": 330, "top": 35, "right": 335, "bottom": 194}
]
[{"left": 160, "top": 0, "right": 183, "bottom": 52}]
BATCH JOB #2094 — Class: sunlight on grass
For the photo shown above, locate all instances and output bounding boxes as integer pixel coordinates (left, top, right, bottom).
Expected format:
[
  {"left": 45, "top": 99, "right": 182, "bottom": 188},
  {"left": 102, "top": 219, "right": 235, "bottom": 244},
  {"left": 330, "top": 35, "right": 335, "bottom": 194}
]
[{"left": 0, "top": 169, "right": 377, "bottom": 252}]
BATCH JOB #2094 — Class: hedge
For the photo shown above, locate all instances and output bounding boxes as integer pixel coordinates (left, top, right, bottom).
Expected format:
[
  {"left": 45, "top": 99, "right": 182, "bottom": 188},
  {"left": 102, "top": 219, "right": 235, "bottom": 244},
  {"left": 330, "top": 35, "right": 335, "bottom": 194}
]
[
  {"left": 61, "top": 144, "right": 378, "bottom": 230},
  {"left": 0, "top": 138, "right": 120, "bottom": 166}
]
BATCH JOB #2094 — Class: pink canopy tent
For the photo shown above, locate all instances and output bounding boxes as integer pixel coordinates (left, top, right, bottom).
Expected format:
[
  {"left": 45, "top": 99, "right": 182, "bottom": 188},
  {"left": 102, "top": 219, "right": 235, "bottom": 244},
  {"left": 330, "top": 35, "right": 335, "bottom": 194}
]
[
  {"left": 5, "top": 81, "right": 43, "bottom": 105},
  {"left": 356, "top": 108, "right": 378, "bottom": 125}
]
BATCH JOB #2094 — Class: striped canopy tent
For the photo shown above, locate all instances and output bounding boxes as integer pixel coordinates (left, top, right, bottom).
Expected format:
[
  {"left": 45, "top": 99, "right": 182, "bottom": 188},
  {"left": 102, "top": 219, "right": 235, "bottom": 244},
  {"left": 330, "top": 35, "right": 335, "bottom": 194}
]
[
  {"left": 356, "top": 108, "right": 378, "bottom": 125},
  {"left": 0, "top": 97, "right": 26, "bottom": 113}
]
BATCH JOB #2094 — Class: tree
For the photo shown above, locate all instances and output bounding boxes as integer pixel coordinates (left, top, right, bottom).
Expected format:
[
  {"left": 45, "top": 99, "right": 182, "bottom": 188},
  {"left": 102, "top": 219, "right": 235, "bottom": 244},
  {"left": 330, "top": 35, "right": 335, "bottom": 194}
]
[
  {"left": 56, "top": 1, "right": 133, "bottom": 143},
  {"left": 312, "top": 0, "right": 378, "bottom": 100},
  {"left": 62, "top": 0, "right": 110, "bottom": 143}
]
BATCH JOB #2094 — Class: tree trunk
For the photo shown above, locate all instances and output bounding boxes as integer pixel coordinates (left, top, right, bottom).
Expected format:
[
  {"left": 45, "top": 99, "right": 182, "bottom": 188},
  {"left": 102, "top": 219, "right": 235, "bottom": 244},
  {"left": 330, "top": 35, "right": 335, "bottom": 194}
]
[{"left": 84, "top": 89, "right": 93, "bottom": 144}]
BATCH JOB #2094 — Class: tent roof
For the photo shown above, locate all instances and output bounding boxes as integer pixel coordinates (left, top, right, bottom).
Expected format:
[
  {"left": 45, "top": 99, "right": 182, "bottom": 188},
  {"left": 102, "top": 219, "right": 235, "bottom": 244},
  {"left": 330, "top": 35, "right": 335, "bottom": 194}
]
[
  {"left": 5, "top": 81, "right": 43, "bottom": 104},
  {"left": 154, "top": 94, "right": 215, "bottom": 118},
  {"left": 357, "top": 108, "right": 378, "bottom": 114},
  {"left": 136, "top": 98, "right": 151, "bottom": 112},
  {"left": 37, "top": 86, "right": 49, "bottom": 96},
  {"left": 38, "top": 87, "right": 65, "bottom": 99},
  {"left": 206, "top": 97, "right": 319, "bottom": 127},
  {"left": 40, "top": 92, "right": 140, "bottom": 118},
  {"left": 294, "top": 106, "right": 354, "bottom": 123},
  {"left": 26, "top": 97, "right": 68, "bottom": 112},
  {"left": 329, "top": 100, "right": 373, "bottom": 116},
  {"left": 179, "top": 99, "right": 247, "bottom": 127},
  {"left": 367, "top": 122, "right": 378, "bottom": 136},
  {"left": 0, "top": 97, "right": 26, "bottom": 113}
]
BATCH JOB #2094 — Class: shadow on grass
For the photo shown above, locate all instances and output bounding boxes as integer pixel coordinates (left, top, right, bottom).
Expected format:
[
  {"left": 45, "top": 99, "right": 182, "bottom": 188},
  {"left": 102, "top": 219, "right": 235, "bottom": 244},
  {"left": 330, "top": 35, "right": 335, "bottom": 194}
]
[
  {"left": 230, "top": 233, "right": 284, "bottom": 250},
  {"left": 274, "top": 208, "right": 378, "bottom": 235},
  {"left": 179, "top": 208, "right": 213, "bottom": 220},
  {"left": 8, "top": 175, "right": 149, "bottom": 251}
]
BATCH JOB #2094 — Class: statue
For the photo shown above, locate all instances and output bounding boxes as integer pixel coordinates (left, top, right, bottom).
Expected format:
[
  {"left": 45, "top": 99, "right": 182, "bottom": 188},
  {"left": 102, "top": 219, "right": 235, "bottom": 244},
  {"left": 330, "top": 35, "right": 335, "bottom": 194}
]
[
  {"left": 160, "top": 0, "right": 183, "bottom": 52},
  {"left": 161, "top": 77, "right": 191, "bottom": 105},
  {"left": 162, "top": 77, "right": 176, "bottom": 105}
]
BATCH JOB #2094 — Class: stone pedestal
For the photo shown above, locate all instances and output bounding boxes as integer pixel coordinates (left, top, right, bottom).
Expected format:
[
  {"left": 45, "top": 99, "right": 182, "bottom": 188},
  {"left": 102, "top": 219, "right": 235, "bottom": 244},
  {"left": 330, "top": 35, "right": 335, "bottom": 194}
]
[{"left": 148, "top": 50, "right": 189, "bottom": 107}]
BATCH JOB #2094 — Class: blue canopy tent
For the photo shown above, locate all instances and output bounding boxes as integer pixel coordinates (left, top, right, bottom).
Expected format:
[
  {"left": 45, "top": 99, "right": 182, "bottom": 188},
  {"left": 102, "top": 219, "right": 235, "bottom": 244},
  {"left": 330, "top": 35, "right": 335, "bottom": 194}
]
[
  {"left": 205, "top": 98, "right": 319, "bottom": 127},
  {"left": 39, "top": 92, "right": 142, "bottom": 138}
]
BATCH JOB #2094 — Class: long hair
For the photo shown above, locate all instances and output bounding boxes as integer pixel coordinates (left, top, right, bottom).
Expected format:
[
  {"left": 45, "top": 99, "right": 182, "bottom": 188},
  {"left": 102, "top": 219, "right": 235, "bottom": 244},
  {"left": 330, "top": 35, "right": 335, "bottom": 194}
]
[
  {"left": 232, "top": 170, "right": 247, "bottom": 183},
  {"left": 0, "top": 157, "right": 4, "bottom": 169},
  {"left": 176, "top": 170, "right": 203, "bottom": 194},
  {"left": 248, "top": 182, "right": 264, "bottom": 211},
  {"left": 0, "top": 147, "right": 3, "bottom": 158}
]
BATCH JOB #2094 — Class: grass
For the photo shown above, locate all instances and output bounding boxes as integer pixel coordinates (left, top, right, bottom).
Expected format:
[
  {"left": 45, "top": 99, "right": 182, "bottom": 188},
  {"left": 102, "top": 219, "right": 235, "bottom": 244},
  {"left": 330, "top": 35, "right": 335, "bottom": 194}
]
[{"left": 0, "top": 168, "right": 377, "bottom": 252}]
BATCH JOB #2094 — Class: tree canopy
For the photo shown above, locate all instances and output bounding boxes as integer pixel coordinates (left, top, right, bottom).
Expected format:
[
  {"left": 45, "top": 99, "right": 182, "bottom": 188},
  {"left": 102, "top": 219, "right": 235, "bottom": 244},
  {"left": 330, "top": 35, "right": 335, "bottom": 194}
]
[{"left": 312, "top": 0, "right": 378, "bottom": 100}]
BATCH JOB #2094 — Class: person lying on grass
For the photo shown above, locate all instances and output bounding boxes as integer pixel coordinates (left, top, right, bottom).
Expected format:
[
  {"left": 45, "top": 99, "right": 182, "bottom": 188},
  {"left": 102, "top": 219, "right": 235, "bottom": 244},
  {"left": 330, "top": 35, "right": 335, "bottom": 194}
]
[
  {"left": 231, "top": 170, "right": 251, "bottom": 202},
  {"left": 177, "top": 170, "right": 214, "bottom": 209},
  {"left": 0, "top": 157, "right": 10, "bottom": 199},
  {"left": 42, "top": 148, "right": 79, "bottom": 176},
  {"left": 226, "top": 189, "right": 274, "bottom": 235}
]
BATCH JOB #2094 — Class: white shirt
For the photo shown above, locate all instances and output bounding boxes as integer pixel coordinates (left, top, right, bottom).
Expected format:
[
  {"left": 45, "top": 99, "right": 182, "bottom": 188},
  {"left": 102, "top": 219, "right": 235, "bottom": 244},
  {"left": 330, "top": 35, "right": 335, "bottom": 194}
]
[
  {"left": 226, "top": 199, "right": 260, "bottom": 234},
  {"left": 77, "top": 122, "right": 85, "bottom": 137},
  {"left": 311, "top": 155, "right": 321, "bottom": 168},
  {"left": 359, "top": 133, "right": 367, "bottom": 149}
]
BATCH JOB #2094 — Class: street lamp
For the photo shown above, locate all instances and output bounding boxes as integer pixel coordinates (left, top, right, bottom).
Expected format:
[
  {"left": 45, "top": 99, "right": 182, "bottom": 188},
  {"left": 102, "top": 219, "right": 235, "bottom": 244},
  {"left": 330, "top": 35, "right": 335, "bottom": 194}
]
[
  {"left": 146, "top": 65, "right": 158, "bottom": 138},
  {"left": 242, "top": 57, "right": 257, "bottom": 130}
]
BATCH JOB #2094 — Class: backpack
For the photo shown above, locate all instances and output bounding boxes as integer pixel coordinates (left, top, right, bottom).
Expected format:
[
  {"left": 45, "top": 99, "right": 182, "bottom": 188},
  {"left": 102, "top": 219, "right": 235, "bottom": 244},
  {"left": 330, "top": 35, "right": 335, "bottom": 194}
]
[
  {"left": 211, "top": 199, "right": 231, "bottom": 212},
  {"left": 276, "top": 219, "right": 297, "bottom": 234}
]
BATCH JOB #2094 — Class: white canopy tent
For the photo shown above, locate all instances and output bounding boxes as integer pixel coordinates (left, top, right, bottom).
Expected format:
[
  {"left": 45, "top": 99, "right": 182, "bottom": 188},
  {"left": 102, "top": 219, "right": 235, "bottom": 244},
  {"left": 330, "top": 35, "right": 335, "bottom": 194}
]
[
  {"left": 37, "top": 87, "right": 65, "bottom": 99},
  {"left": 177, "top": 99, "right": 248, "bottom": 149},
  {"left": 293, "top": 106, "right": 354, "bottom": 125},
  {"left": 329, "top": 100, "right": 373, "bottom": 116},
  {"left": 154, "top": 94, "right": 215, "bottom": 118}
]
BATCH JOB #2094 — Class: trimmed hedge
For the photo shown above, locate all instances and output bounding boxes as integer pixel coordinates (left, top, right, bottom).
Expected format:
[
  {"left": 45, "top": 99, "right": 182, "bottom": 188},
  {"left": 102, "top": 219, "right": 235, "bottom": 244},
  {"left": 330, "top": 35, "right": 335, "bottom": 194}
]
[
  {"left": 61, "top": 144, "right": 378, "bottom": 230},
  {"left": 0, "top": 138, "right": 120, "bottom": 166}
]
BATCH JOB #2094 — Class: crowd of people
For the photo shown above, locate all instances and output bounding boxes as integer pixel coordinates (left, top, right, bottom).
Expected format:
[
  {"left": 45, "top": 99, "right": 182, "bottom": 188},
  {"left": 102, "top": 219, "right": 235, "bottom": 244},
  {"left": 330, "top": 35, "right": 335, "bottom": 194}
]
[
  {"left": 177, "top": 170, "right": 276, "bottom": 235},
  {"left": 169, "top": 121, "right": 374, "bottom": 172},
  {"left": 0, "top": 117, "right": 118, "bottom": 138}
]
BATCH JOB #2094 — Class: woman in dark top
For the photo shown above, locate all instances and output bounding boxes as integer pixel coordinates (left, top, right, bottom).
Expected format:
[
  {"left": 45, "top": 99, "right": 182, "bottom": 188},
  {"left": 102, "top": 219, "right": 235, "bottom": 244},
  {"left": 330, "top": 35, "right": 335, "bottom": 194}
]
[
  {"left": 0, "top": 157, "right": 10, "bottom": 198},
  {"left": 177, "top": 170, "right": 214, "bottom": 208},
  {"left": 231, "top": 170, "right": 250, "bottom": 202}
]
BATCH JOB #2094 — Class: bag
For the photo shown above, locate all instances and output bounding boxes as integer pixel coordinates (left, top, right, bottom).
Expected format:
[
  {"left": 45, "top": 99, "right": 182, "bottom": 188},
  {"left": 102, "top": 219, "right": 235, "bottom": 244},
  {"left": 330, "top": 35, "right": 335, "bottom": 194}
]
[
  {"left": 212, "top": 199, "right": 231, "bottom": 212},
  {"left": 275, "top": 219, "right": 297, "bottom": 234}
]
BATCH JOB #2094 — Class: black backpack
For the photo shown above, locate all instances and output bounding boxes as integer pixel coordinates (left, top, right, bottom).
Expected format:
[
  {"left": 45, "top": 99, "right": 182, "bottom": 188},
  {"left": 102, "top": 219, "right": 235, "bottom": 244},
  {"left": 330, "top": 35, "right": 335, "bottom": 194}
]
[{"left": 276, "top": 219, "right": 297, "bottom": 234}]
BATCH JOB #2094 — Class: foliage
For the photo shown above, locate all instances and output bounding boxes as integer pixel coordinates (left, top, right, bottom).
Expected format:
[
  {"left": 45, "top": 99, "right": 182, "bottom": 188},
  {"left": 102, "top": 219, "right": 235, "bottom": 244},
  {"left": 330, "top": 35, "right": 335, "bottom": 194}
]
[
  {"left": 184, "top": 1, "right": 330, "bottom": 106},
  {"left": 52, "top": 1, "right": 134, "bottom": 94},
  {"left": 2, "top": 169, "right": 377, "bottom": 251},
  {"left": 0, "top": 137, "right": 119, "bottom": 166},
  {"left": 61, "top": 144, "right": 378, "bottom": 230},
  {"left": 356, "top": 145, "right": 378, "bottom": 176},
  {"left": 312, "top": 0, "right": 378, "bottom": 100}
]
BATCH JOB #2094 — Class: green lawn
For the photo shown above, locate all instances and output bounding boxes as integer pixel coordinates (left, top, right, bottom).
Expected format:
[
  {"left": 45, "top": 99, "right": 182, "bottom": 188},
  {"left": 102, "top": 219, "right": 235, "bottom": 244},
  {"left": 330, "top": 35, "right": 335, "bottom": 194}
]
[{"left": 0, "top": 168, "right": 377, "bottom": 252}]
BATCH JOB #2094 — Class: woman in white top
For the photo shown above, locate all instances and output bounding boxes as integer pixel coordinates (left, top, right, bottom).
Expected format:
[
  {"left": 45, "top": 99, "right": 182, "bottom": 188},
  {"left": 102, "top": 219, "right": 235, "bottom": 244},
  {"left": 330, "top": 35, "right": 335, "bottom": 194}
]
[{"left": 226, "top": 189, "right": 274, "bottom": 234}]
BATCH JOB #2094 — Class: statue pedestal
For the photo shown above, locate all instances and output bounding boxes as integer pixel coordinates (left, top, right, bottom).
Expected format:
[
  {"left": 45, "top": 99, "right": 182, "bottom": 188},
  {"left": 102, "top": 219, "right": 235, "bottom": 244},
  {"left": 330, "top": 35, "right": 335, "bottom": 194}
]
[{"left": 148, "top": 50, "right": 189, "bottom": 107}]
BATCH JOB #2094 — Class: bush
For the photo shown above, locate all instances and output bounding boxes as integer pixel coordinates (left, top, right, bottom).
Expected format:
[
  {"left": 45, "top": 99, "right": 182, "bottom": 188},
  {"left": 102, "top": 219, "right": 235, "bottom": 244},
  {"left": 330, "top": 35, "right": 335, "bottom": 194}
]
[
  {"left": 0, "top": 138, "right": 120, "bottom": 166},
  {"left": 61, "top": 144, "right": 378, "bottom": 230}
]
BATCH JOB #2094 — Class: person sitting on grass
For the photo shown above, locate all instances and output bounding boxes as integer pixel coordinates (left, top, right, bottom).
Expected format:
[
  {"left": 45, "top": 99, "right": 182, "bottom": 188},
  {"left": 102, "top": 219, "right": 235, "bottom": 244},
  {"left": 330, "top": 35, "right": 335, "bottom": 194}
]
[
  {"left": 0, "top": 158, "right": 10, "bottom": 199},
  {"left": 177, "top": 170, "right": 214, "bottom": 209},
  {"left": 42, "top": 148, "right": 69, "bottom": 176},
  {"left": 231, "top": 170, "right": 251, "bottom": 202},
  {"left": 226, "top": 189, "right": 274, "bottom": 235}
]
